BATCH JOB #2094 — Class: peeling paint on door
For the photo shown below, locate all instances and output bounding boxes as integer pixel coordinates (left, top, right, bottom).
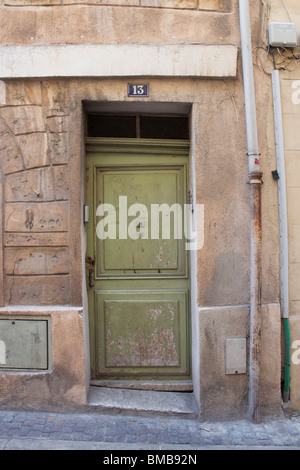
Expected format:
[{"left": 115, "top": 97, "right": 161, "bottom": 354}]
[{"left": 104, "top": 301, "right": 180, "bottom": 368}]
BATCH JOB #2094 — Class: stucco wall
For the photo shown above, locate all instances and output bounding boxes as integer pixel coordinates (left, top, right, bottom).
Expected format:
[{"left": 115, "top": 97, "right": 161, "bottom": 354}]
[
  {"left": 0, "top": 307, "right": 87, "bottom": 411},
  {"left": 0, "top": 73, "right": 282, "bottom": 416},
  {"left": 0, "top": 0, "right": 284, "bottom": 418}
]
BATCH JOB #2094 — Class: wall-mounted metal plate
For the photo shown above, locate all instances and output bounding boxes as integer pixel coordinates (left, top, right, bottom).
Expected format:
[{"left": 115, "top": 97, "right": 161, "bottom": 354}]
[
  {"left": 0, "top": 319, "right": 49, "bottom": 370},
  {"left": 128, "top": 83, "right": 149, "bottom": 97},
  {"left": 226, "top": 338, "right": 246, "bottom": 375}
]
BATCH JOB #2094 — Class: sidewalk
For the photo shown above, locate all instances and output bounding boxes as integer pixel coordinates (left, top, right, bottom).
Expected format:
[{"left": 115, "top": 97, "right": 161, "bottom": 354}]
[{"left": 0, "top": 406, "right": 300, "bottom": 450}]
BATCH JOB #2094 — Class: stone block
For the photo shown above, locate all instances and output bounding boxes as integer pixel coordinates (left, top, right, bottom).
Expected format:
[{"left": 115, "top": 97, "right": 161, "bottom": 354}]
[
  {"left": 0, "top": 106, "right": 45, "bottom": 135},
  {"left": 4, "top": 247, "right": 70, "bottom": 275},
  {"left": 5, "top": 81, "right": 42, "bottom": 106},
  {"left": 47, "top": 133, "right": 69, "bottom": 164},
  {"left": 283, "top": 114, "right": 300, "bottom": 151},
  {"left": 0, "top": 81, "right": 6, "bottom": 105},
  {"left": 219, "top": 0, "right": 230, "bottom": 10},
  {"left": 5, "top": 166, "right": 69, "bottom": 202},
  {"left": 52, "top": 165, "right": 70, "bottom": 200},
  {"left": 198, "top": 0, "right": 230, "bottom": 10},
  {"left": 4, "top": 232, "right": 69, "bottom": 247},
  {"left": 270, "top": 2, "right": 300, "bottom": 27},
  {"left": 280, "top": 78, "right": 300, "bottom": 115},
  {"left": 285, "top": 151, "right": 300, "bottom": 188},
  {"left": 4, "top": 0, "right": 60, "bottom": 4},
  {"left": 16, "top": 133, "right": 49, "bottom": 169},
  {"left": 47, "top": 116, "right": 68, "bottom": 133},
  {"left": 290, "top": 300, "right": 300, "bottom": 316},
  {"left": 287, "top": 188, "right": 300, "bottom": 225},
  {"left": 198, "top": 0, "right": 219, "bottom": 9},
  {"left": 63, "top": 0, "right": 139, "bottom": 4},
  {"left": 4, "top": 202, "right": 69, "bottom": 233},
  {"left": 141, "top": 0, "right": 197, "bottom": 8},
  {"left": 5, "top": 275, "right": 70, "bottom": 305},
  {"left": 288, "top": 225, "right": 300, "bottom": 264},
  {"left": 289, "top": 263, "right": 300, "bottom": 301},
  {"left": 0, "top": 45, "right": 238, "bottom": 79},
  {"left": 288, "top": 315, "right": 300, "bottom": 410},
  {"left": 42, "top": 81, "right": 70, "bottom": 116},
  {"left": 0, "top": 120, "right": 24, "bottom": 175}
]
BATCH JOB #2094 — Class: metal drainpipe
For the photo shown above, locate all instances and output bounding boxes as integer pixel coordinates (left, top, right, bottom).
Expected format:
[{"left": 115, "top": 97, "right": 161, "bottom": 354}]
[
  {"left": 239, "top": 0, "right": 263, "bottom": 423},
  {"left": 271, "top": 70, "right": 290, "bottom": 403}
]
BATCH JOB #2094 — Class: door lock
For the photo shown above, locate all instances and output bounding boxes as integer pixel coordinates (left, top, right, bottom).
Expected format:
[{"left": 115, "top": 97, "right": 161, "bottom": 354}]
[{"left": 86, "top": 256, "right": 95, "bottom": 288}]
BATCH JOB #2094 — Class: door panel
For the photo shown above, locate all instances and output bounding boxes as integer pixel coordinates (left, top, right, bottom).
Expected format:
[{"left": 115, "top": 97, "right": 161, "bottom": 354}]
[
  {"left": 95, "top": 289, "right": 189, "bottom": 376},
  {"left": 96, "top": 167, "right": 186, "bottom": 276},
  {"left": 86, "top": 138, "right": 190, "bottom": 382}
]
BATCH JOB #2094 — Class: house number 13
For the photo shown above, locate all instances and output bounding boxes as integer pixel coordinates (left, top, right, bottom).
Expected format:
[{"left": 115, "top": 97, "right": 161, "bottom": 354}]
[{"left": 128, "top": 83, "right": 149, "bottom": 97}]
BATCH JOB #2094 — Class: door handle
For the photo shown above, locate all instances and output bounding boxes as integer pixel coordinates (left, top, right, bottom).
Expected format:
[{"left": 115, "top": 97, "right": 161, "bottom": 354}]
[{"left": 86, "top": 256, "right": 95, "bottom": 288}]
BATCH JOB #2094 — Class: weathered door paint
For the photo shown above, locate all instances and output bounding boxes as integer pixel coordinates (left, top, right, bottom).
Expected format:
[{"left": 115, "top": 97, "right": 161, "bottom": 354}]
[{"left": 85, "top": 138, "right": 191, "bottom": 382}]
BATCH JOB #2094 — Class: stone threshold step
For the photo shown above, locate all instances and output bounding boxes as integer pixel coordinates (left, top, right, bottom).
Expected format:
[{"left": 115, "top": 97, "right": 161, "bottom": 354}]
[
  {"left": 87, "top": 386, "right": 198, "bottom": 418},
  {"left": 90, "top": 379, "right": 193, "bottom": 392}
]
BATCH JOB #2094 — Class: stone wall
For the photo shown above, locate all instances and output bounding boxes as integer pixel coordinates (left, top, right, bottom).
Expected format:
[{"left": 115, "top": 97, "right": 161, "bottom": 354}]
[
  {"left": 268, "top": 0, "right": 300, "bottom": 411},
  {"left": 0, "top": 1, "right": 239, "bottom": 48},
  {"left": 276, "top": 69, "right": 300, "bottom": 410},
  {"left": 2, "top": 0, "right": 231, "bottom": 11},
  {"left": 0, "top": 81, "right": 72, "bottom": 306}
]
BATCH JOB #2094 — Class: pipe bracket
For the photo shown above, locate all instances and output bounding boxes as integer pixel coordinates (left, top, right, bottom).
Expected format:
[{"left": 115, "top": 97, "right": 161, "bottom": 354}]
[{"left": 249, "top": 171, "right": 263, "bottom": 184}]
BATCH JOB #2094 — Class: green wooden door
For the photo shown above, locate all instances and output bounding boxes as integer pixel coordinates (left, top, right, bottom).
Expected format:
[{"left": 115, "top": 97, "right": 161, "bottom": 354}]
[{"left": 85, "top": 138, "right": 191, "bottom": 383}]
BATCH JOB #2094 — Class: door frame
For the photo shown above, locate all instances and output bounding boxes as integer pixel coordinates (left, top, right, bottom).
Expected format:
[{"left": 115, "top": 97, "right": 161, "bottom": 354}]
[{"left": 81, "top": 103, "right": 200, "bottom": 398}]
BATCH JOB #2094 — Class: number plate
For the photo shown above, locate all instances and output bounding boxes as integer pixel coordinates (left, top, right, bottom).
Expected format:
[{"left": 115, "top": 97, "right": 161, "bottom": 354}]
[{"left": 128, "top": 83, "right": 149, "bottom": 97}]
